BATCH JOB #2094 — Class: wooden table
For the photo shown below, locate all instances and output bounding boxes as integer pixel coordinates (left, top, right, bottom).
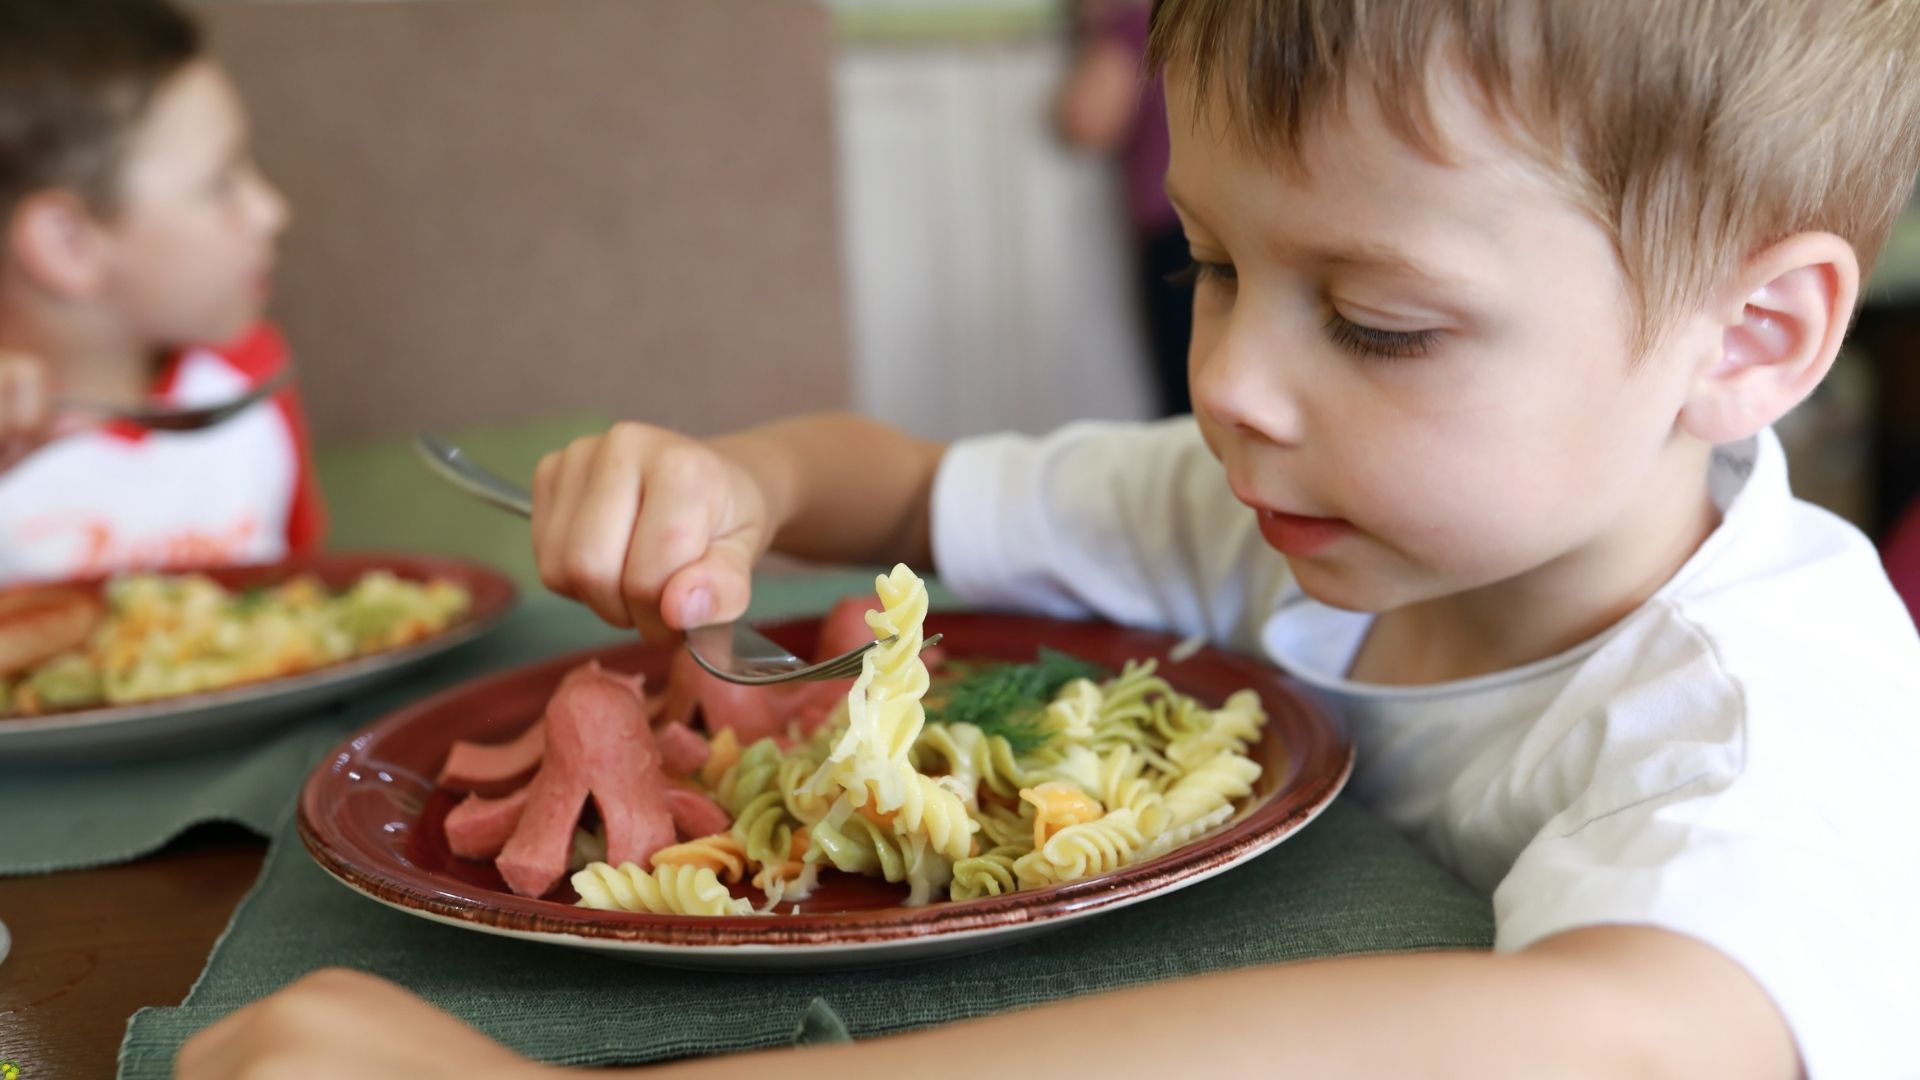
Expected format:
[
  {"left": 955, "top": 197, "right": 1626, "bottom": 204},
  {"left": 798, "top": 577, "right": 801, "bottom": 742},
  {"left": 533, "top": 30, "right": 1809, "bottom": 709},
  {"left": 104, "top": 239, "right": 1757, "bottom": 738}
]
[{"left": 0, "top": 828, "right": 265, "bottom": 1080}]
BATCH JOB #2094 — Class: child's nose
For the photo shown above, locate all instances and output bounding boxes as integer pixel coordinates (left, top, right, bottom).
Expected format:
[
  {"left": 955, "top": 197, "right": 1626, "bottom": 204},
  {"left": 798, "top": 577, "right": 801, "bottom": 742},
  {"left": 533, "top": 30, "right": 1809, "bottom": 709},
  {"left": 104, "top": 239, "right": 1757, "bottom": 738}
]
[
  {"left": 1191, "top": 311, "right": 1307, "bottom": 447},
  {"left": 252, "top": 172, "right": 291, "bottom": 237}
]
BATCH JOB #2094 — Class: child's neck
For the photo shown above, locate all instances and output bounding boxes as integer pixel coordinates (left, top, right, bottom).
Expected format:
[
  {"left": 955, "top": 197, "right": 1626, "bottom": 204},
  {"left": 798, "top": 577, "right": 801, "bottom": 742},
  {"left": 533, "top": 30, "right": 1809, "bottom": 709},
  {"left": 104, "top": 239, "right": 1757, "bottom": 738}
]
[
  {"left": 0, "top": 295, "right": 158, "bottom": 406},
  {"left": 1348, "top": 441, "right": 1721, "bottom": 687}
]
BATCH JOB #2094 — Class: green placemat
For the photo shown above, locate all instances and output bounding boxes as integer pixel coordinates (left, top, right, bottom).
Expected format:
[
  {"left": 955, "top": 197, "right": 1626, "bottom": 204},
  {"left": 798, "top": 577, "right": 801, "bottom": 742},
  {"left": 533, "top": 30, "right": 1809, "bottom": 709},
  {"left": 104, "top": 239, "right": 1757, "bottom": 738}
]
[
  {"left": 0, "top": 571, "right": 924, "bottom": 876},
  {"left": 119, "top": 796, "right": 1492, "bottom": 1078}
]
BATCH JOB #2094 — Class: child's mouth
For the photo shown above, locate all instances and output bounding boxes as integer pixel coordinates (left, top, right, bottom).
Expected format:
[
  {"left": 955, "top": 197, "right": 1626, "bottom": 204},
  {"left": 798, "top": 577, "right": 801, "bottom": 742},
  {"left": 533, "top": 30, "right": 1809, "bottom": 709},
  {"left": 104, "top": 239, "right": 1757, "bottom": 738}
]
[{"left": 1257, "top": 509, "right": 1353, "bottom": 556}]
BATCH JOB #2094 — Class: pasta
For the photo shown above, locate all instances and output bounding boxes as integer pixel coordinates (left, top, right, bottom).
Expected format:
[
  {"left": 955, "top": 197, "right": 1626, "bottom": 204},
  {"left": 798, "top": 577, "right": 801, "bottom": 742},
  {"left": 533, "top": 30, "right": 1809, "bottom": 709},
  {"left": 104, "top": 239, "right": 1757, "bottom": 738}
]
[
  {"left": 572, "top": 861, "right": 754, "bottom": 916},
  {"left": 0, "top": 570, "right": 470, "bottom": 716},
  {"left": 571, "top": 563, "right": 1272, "bottom": 916},
  {"left": 648, "top": 833, "right": 749, "bottom": 883}
]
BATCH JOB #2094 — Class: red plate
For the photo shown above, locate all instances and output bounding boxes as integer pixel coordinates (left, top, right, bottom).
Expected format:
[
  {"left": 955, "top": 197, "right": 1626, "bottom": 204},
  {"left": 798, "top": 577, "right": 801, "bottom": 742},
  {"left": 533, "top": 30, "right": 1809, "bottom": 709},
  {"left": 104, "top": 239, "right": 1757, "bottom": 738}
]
[
  {"left": 0, "top": 552, "right": 516, "bottom": 762},
  {"left": 299, "top": 613, "right": 1352, "bottom": 970}
]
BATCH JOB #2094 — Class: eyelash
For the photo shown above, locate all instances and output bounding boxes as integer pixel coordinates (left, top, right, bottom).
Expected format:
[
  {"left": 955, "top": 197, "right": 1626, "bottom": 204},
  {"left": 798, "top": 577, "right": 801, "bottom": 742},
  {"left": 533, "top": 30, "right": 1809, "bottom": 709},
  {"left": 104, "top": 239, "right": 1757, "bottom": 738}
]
[
  {"left": 1323, "top": 314, "right": 1440, "bottom": 360},
  {"left": 1169, "top": 259, "right": 1439, "bottom": 361},
  {"left": 1165, "top": 259, "right": 1235, "bottom": 289}
]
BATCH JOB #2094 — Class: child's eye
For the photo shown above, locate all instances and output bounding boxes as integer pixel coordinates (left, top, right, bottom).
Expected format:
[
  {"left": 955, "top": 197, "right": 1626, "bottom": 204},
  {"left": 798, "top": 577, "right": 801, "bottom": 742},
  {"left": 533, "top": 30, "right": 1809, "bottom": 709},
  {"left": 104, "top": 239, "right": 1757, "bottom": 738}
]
[
  {"left": 1166, "top": 259, "right": 1237, "bottom": 290},
  {"left": 1324, "top": 312, "right": 1439, "bottom": 360}
]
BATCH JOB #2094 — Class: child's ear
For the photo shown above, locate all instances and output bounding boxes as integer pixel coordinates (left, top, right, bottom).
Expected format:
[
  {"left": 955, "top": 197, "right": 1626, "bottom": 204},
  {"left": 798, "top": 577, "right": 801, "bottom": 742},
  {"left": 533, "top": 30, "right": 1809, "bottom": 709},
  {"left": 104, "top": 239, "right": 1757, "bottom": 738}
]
[
  {"left": 7, "top": 190, "right": 109, "bottom": 300},
  {"left": 1678, "top": 232, "right": 1858, "bottom": 444}
]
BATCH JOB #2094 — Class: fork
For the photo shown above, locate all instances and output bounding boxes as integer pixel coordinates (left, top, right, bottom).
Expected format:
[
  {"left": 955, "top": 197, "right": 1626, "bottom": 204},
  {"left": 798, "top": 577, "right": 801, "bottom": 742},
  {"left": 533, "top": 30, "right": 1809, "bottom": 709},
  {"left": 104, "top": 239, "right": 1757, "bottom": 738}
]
[
  {"left": 54, "top": 368, "right": 293, "bottom": 433},
  {"left": 412, "top": 434, "right": 939, "bottom": 684}
]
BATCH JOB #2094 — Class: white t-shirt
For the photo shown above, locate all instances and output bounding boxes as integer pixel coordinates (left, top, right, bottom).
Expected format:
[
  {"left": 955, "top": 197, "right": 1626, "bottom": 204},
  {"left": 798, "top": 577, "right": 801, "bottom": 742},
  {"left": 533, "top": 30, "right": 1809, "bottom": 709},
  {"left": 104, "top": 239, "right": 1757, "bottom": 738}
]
[
  {"left": 932, "top": 417, "right": 1920, "bottom": 1079},
  {"left": 0, "top": 323, "right": 324, "bottom": 586}
]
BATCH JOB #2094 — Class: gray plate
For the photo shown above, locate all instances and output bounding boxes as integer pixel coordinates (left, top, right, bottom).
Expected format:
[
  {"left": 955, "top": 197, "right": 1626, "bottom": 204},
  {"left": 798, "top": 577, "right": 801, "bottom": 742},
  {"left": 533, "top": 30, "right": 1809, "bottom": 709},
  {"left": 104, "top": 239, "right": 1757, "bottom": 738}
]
[{"left": 0, "top": 553, "right": 516, "bottom": 764}]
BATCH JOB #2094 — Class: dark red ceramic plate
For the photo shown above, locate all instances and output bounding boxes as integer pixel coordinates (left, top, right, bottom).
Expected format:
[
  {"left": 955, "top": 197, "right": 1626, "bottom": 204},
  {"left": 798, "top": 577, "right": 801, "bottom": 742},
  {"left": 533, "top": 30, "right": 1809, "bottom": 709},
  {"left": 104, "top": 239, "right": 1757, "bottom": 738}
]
[
  {"left": 300, "top": 613, "right": 1351, "bottom": 970},
  {"left": 0, "top": 552, "right": 516, "bottom": 762}
]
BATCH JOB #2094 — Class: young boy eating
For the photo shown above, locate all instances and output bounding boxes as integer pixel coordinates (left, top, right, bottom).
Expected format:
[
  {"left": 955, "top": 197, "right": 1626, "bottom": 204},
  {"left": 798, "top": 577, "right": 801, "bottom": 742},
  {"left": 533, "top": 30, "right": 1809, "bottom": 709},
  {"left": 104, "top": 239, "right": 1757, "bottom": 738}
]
[
  {"left": 0, "top": 0, "right": 323, "bottom": 586},
  {"left": 180, "top": 1, "right": 1920, "bottom": 1075}
]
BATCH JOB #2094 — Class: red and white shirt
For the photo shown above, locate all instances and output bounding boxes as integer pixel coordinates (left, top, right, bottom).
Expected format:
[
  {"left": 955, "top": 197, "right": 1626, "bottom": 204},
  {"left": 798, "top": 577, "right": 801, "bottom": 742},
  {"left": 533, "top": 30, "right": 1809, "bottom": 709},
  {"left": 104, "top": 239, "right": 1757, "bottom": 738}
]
[{"left": 0, "top": 322, "right": 326, "bottom": 586}]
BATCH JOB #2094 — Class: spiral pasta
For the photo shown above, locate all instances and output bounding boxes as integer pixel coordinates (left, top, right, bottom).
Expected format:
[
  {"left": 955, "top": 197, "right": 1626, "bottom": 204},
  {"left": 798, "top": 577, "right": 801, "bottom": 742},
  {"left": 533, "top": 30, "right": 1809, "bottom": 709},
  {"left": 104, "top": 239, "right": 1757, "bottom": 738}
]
[
  {"left": 911, "top": 721, "right": 1033, "bottom": 804},
  {"left": 814, "top": 566, "right": 977, "bottom": 865},
  {"left": 1163, "top": 750, "right": 1262, "bottom": 829},
  {"left": 573, "top": 563, "right": 1272, "bottom": 917},
  {"left": 572, "top": 861, "right": 754, "bottom": 916},
  {"left": 649, "top": 833, "right": 748, "bottom": 883},
  {"left": 1013, "top": 808, "right": 1148, "bottom": 888},
  {"left": 951, "top": 844, "right": 1027, "bottom": 901}
]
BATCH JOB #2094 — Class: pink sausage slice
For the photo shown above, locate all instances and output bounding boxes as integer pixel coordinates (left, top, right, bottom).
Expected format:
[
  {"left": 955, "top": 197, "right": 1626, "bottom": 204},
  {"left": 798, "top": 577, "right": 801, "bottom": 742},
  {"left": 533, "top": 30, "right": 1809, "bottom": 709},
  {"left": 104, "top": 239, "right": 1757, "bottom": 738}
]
[
  {"left": 663, "top": 787, "right": 733, "bottom": 840},
  {"left": 655, "top": 721, "right": 710, "bottom": 778},
  {"left": 437, "top": 720, "right": 546, "bottom": 795},
  {"left": 444, "top": 787, "right": 531, "bottom": 860},
  {"left": 495, "top": 663, "right": 677, "bottom": 898}
]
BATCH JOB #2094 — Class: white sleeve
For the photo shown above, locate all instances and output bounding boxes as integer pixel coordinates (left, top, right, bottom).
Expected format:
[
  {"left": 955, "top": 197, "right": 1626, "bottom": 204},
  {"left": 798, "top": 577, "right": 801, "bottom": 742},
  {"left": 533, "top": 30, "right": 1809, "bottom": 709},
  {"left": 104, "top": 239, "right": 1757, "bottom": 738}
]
[
  {"left": 930, "top": 418, "right": 1292, "bottom": 650},
  {"left": 1490, "top": 644, "right": 1919, "bottom": 1078}
]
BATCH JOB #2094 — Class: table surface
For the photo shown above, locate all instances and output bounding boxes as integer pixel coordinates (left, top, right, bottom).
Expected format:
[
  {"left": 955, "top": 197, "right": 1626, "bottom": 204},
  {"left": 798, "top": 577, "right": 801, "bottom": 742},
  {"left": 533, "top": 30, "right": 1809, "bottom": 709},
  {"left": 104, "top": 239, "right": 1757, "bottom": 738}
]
[{"left": 0, "top": 828, "right": 265, "bottom": 1080}]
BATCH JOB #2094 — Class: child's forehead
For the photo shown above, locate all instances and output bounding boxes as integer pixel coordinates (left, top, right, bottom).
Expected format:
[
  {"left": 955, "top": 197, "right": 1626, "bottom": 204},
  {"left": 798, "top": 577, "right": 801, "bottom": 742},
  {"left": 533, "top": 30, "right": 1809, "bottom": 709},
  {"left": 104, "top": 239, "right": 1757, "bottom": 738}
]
[
  {"left": 120, "top": 61, "right": 242, "bottom": 175},
  {"left": 1163, "top": 61, "right": 1582, "bottom": 240},
  {"left": 1162, "top": 60, "right": 1633, "bottom": 329},
  {"left": 1163, "top": 55, "right": 1561, "bottom": 190}
]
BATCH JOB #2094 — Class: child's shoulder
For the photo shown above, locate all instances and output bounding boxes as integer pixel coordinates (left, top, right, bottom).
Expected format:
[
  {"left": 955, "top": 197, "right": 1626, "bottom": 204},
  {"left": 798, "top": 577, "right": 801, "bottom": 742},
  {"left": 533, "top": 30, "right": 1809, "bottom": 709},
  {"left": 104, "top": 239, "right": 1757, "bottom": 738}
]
[
  {"left": 1615, "top": 476, "right": 1920, "bottom": 767},
  {"left": 1571, "top": 434, "right": 1918, "bottom": 756}
]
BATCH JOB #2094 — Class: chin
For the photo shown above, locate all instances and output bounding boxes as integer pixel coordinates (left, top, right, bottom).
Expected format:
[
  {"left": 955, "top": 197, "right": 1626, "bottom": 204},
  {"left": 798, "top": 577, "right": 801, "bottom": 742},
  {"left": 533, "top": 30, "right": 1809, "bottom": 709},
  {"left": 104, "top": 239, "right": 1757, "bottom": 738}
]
[
  {"left": 1286, "top": 558, "right": 1415, "bottom": 614},
  {"left": 193, "top": 309, "right": 258, "bottom": 348}
]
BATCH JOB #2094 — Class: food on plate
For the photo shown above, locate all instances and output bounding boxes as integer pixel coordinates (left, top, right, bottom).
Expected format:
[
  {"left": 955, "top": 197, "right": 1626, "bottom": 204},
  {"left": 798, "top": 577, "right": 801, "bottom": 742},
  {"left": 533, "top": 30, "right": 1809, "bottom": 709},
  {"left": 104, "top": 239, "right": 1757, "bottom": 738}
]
[
  {"left": 0, "top": 586, "right": 103, "bottom": 679},
  {"left": 438, "top": 565, "right": 1273, "bottom": 915},
  {"left": 0, "top": 569, "right": 471, "bottom": 717}
]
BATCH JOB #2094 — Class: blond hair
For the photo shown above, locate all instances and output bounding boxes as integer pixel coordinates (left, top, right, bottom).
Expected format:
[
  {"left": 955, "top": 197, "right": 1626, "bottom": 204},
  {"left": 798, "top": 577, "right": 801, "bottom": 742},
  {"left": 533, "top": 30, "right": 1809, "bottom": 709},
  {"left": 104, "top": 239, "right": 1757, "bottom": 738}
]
[{"left": 1148, "top": 0, "right": 1920, "bottom": 351}]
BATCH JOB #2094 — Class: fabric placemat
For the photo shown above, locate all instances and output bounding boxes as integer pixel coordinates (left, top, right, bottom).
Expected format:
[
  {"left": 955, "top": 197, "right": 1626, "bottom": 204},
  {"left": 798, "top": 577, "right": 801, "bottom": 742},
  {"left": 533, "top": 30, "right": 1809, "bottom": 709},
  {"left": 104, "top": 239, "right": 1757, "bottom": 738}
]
[{"left": 119, "top": 795, "right": 1493, "bottom": 1077}]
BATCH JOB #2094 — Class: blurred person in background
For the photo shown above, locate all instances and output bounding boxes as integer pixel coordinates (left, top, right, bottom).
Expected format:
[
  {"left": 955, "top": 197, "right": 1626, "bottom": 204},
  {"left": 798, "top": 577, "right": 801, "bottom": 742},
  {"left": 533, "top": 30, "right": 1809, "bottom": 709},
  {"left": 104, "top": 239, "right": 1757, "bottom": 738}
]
[{"left": 1056, "top": 0, "right": 1189, "bottom": 416}]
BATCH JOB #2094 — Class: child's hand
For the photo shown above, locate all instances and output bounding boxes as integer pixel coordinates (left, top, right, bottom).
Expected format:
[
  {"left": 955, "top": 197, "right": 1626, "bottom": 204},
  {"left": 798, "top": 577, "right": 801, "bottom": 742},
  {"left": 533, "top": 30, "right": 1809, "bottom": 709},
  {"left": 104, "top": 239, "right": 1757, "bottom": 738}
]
[
  {"left": 532, "top": 423, "right": 774, "bottom": 640},
  {"left": 0, "top": 351, "right": 54, "bottom": 471},
  {"left": 175, "top": 968, "right": 557, "bottom": 1080}
]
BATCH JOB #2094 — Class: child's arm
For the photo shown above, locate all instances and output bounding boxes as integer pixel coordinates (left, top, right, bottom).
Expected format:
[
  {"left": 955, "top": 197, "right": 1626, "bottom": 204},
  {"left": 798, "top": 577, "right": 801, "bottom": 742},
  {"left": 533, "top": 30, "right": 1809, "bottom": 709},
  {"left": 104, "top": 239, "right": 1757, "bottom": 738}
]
[
  {"left": 174, "top": 926, "right": 1798, "bottom": 1079},
  {"left": 673, "top": 927, "right": 1796, "bottom": 1079},
  {"left": 530, "top": 414, "right": 944, "bottom": 639}
]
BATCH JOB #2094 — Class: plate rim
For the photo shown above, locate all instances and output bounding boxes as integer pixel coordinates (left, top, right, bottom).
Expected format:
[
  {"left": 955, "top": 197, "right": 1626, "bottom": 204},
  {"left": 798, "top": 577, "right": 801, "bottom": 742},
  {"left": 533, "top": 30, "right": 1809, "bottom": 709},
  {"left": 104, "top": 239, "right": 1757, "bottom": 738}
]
[
  {"left": 0, "top": 550, "right": 518, "bottom": 741},
  {"left": 310, "top": 779, "right": 1349, "bottom": 960},
  {"left": 298, "top": 613, "right": 1354, "bottom": 951}
]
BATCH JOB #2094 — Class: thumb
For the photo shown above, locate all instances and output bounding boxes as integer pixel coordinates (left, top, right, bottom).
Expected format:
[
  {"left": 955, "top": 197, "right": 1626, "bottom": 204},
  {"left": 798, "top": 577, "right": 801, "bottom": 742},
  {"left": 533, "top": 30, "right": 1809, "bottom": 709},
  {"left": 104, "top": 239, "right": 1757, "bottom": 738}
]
[{"left": 658, "top": 531, "right": 757, "bottom": 630}]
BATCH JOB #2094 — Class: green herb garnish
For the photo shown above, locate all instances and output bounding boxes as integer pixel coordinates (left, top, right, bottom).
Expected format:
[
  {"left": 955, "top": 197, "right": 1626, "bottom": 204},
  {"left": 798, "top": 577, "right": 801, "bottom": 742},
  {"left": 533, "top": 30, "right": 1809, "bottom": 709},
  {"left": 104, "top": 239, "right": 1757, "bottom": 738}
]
[
  {"left": 230, "top": 585, "right": 273, "bottom": 614},
  {"left": 926, "top": 648, "right": 1109, "bottom": 753}
]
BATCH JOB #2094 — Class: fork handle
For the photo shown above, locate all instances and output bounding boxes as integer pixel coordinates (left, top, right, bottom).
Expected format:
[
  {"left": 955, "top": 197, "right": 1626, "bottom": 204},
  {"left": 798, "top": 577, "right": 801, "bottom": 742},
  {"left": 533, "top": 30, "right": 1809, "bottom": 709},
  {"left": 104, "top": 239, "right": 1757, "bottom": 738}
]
[{"left": 414, "top": 436, "right": 535, "bottom": 518}]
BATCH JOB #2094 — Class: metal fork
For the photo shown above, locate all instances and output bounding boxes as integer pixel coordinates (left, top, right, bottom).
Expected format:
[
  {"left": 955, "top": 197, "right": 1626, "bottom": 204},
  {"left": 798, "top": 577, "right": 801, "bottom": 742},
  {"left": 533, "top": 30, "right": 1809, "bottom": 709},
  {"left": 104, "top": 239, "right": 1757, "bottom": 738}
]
[
  {"left": 55, "top": 369, "right": 293, "bottom": 433},
  {"left": 412, "top": 435, "right": 939, "bottom": 684}
]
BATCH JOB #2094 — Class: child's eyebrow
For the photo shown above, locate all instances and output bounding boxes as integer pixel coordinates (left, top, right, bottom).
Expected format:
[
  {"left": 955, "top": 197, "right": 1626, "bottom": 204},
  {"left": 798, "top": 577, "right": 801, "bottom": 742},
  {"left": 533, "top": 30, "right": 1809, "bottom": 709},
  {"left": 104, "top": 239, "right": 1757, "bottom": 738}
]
[
  {"left": 1165, "top": 180, "right": 1471, "bottom": 292},
  {"left": 1164, "top": 182, "right": 1201, "bottom": 227},
  {"left": 1307, "top": 241, "right": 1462, "bottom": 288}
]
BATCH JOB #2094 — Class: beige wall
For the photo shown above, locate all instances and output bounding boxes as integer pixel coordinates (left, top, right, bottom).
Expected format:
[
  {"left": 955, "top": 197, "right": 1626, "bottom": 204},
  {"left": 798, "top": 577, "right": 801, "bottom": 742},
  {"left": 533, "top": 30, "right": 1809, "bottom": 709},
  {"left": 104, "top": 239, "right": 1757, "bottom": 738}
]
[{"left": 206, "top": 0, "right": 851, "bottom": 441}]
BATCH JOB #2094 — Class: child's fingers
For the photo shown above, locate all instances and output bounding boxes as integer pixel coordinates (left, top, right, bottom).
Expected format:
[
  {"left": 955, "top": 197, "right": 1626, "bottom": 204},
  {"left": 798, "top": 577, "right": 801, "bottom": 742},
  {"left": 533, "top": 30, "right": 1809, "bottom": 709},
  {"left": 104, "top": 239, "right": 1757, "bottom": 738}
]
[
  {"left": 530, "top": 449, "right": 569, "bottom": 596},
  {"left": 0, "top": 357, "right": 49, "bottom": 438},
  {"left": 622, "top": 443, "right": 728, "bottom": 617},
  {"left": 659, "top": 531, "right": 756, "bottom": 632},
  {"left": 0, "top": 436, "right": 30, "bottom": 472},
  {"left": 548, "top": 436, "right": 636, "bottom": 628},
  {"left": 530, "top": 448, "right": 569, "bottom": 597},
  {"left": 533, "top": 439, "right": 600, "bottom": 609},
  {"left": 562, "top": 433, "right": 660, "bottom": 631}
]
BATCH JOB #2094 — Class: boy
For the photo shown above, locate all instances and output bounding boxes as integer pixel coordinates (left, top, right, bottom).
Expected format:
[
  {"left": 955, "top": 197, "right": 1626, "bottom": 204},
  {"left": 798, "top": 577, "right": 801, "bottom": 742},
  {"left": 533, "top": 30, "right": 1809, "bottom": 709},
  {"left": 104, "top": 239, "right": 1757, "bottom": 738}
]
[
  {"left": 180, "top": 1, "right": 1919, "bottom": 1076},
  {"left": 0, "top": 0, "right": 323, "bottom": 586}
]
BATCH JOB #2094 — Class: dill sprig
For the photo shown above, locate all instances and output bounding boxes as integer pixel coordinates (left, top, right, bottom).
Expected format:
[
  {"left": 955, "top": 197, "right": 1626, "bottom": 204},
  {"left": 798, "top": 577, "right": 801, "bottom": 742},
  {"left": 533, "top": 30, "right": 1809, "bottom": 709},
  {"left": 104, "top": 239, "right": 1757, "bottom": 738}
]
[{"left": 925, "top": 648, "right": 1108, "bottom": 754}]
